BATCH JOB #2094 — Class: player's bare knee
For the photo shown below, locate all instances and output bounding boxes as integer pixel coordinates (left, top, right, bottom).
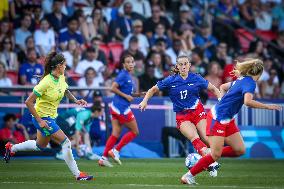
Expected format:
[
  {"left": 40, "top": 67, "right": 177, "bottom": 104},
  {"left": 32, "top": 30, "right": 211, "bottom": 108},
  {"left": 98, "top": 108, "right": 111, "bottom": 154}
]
[
  {"left": 112, "top": 132, "right": 120, "bottom": 138},
  {"left": 133, "top": 130, "right": 139, "bottom": 136},
  {"left": 36, "top": 143, "right": 48, "bottom": 151},
  {"left": 211, "top": 150, "right": 222, "bottom": 161},
  {"left": 112, "top": 129, "right": 121, "bottom": 137},
  {"left": 234, "top": 148, "right": 246, "bottom": 156}
]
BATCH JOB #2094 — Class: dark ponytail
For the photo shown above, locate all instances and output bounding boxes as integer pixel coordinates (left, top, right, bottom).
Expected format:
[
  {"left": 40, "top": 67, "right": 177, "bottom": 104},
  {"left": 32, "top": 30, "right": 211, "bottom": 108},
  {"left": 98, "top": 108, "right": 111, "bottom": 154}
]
[
  {"left": 42, "top": 51, "right": 65, "bottom": 79},
  {"left": 121, "top": 54, "right": 133, "bottom": 64},
  {"left": 171, "top": 55, "right": 191, "bottom": 75},
  {"left": 171, "top": 64, "right": 179, "bottom": 75}
]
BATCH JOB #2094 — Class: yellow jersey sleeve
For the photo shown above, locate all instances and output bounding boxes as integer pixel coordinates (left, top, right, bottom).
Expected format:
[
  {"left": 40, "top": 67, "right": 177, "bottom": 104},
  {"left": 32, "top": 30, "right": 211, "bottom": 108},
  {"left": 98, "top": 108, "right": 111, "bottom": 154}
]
[{"left": 33, "top": 76, "right": 49, "bottom": 97}]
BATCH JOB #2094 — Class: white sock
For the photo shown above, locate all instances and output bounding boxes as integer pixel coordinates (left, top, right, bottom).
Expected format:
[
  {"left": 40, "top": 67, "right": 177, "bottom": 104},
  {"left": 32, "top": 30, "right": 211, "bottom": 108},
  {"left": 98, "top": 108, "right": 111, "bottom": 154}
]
[
  {"left": 62, "top": 138, "right": 80, "bottom": 177},
  {"left": 11, "top": 140, "right": 40, "bottom": 153}
]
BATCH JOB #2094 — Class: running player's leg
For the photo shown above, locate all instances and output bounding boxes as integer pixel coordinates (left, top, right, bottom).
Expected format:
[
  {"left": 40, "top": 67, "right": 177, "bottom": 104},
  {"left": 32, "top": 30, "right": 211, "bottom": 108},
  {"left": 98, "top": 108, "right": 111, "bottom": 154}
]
[
  {"left": 51, "top": 130, "right": 80, "bottom": 177},
  {"left": 99, "top": 119, "right": 121, "bottom": 167},
  {"left": 196, "top": 119, "right": 209, "bottom": 147},
  {"left": 13, "top": 130, "right": 48, "bottom": 152},
  {"left": 108, "top": 119, "right": 138, "bottom": 165},
  {"left": 192, "top": 135, "right": 224, "bottom": 174},
  {"left": 4, "top": 130, "right": 49, "bottom": 163},
  {"left": 103, "top": 119, "right": 121, "bottom": 157},
  {"left": 223, "top": 132, "right": 245, "bottom": 157},
  {"left": 7, "top": 116, "right": 57, "bottom": 156},
  {"left": 51, "top": 129, "right": 93, "bottom": 180},
  {"left": 196, "top": 119, "right": 220, "bottom": 177},
  {"left": 179, "top": 121, "right": 207, "bottom": 156},
  {"left": 115, "top": 119, "right": 139, "bottom": 152},
  {"left": 181, "top": 136, "right": 224, "bottom": 184}
]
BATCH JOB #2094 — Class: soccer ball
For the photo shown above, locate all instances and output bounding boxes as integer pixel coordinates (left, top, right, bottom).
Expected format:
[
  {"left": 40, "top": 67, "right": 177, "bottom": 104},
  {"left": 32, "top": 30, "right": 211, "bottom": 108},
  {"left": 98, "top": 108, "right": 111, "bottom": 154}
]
[
  {"left": 77, "top": 144, "right": 87, "bottom": 157},
  {"left": 185, "top": 153, "right": 201, "bottom": 169}
]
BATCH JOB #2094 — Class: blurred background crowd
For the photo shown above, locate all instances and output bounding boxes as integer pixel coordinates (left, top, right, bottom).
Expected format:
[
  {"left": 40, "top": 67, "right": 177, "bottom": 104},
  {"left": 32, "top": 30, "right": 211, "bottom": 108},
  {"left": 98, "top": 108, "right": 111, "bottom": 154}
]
[{"left": 0, "top": 0, "right": 283, "bottom": 99}]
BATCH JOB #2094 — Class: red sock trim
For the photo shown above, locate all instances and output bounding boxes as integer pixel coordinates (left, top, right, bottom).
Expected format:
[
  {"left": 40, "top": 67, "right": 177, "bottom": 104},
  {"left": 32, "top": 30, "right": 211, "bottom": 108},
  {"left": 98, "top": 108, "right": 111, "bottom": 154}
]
[
  {"left": 115, "top": 131, "right": 136, "bottom": 151},
  {"left": 222, "top": 146, "right": 239, "bottom": 157},
  {"left": 190, "top": 154, "right": 214, "bottom": 176},
  {"left": 192, "top": 138, "right": 207, "bottom": 156},
  {"left": 103, "top": 135, "right": 118, "bottom": 157}
]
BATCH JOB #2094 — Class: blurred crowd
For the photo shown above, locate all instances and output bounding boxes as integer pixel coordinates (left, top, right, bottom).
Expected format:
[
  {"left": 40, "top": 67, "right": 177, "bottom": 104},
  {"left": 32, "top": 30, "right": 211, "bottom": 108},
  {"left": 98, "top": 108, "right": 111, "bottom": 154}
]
[{"left": 0, "top": 0, "right": 283, "bottom": 100}]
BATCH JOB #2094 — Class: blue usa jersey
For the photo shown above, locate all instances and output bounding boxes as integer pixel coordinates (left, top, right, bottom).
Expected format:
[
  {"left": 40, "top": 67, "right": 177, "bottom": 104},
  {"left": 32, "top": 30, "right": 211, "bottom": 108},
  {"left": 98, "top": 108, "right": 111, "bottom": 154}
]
[
  {"left": 212, "top": 76, "right": 256, "bottom": 123},
  {"left": 112, "top": 69, "right": 133, "bottom": 113},
  {"left": 157, "top": 73, "right": 209, "bottom": 112}
]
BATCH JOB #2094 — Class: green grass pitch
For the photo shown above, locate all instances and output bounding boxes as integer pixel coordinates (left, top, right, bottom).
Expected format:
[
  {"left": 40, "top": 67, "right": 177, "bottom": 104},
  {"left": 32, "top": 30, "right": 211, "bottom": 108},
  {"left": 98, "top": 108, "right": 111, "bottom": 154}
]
[{"left": 0, "top": 158, "right": 284, "bottom": 189}]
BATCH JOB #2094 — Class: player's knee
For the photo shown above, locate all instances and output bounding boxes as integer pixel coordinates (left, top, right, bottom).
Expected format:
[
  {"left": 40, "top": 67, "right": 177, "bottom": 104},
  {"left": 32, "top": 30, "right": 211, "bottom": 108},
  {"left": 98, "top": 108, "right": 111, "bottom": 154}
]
[
  {"left": 234, "top": 148, "right": 246, "bottom": 156},
  {"left": 133, "top": 130, "right": 139, "bottom": 136},
  {"left": 112, "top": 132, "right": 120, "bottom": 138},
  {"left": 36, "top": 143, "right": 48, "bottom": 151},
  {"left": 61, "top": 138, "right": 71, "bottom": 149},
  {"left": 211, "top": 150, "right": 222, "bottom": 161}
]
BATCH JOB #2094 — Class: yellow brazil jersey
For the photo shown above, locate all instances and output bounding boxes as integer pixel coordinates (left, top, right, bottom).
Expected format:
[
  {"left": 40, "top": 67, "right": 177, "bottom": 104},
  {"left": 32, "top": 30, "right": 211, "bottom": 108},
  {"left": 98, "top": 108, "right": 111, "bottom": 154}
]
[{"left": 33, "top": 74, "right": 68, "bottom": 118}]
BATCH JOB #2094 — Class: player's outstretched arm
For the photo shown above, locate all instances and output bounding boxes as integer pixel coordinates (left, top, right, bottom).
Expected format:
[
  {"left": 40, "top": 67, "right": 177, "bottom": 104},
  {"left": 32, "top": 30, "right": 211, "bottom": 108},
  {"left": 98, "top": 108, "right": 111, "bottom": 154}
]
[
  {"left": 132, "top": 92, "right": 146, "bottom": 97},
  {"left": 207, "top": 82, "right": 221, "bottom": 99},
  {"left": 139, "top": 85, "right": 159, "bottom": 111},
  {"left": 65, "top": 90, "right": 87, "bottom": 107},
  {"left": 220, "top": 82, "right": 231, "bottom": 98},
  {"left": 244, "top": 93, "right": 282, "bottom": 111}
]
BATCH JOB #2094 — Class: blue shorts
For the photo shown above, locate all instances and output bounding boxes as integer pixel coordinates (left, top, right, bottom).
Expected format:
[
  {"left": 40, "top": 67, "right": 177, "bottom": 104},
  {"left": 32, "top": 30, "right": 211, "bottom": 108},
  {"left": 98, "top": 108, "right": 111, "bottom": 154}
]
[{"left": 32, "top": 117, "right": 60, "bottom": 136}]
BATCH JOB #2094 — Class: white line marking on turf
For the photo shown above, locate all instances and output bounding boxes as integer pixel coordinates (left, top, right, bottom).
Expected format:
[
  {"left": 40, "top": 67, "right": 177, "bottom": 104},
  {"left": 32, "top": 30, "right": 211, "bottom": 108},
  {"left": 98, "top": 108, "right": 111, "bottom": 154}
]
[
  {"left": 1, "top": 182, "right": 83, "bottom": 185},
  {"left": 127, "top": 184, "right": 281, "bottom": 189},
  {"left": 1, "top": 182, "right": 282, "bottom": 189}
]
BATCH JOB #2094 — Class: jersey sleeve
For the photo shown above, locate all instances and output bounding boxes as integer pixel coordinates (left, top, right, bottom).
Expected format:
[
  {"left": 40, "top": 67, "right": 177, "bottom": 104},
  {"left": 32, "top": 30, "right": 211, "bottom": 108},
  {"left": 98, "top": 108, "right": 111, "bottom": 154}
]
[
  {"left": 157, "top": 76, "right": 172, "bottom": 91},
  {"left": 242, "top": 79, "right": 256, "bottom": 95},
  {"left": 196, "top": 74, "right": 209, "bottom": 90},
  {"left": 33, "top": 77, "right": 48, "bottom": 97},
  {"left": 115, "top": 72, "right": 125, "bottom": 86}
]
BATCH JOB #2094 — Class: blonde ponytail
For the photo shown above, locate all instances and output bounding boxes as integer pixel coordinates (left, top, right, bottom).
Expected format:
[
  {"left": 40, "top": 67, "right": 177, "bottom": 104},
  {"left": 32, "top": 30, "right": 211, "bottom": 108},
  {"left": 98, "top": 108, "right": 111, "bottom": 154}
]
[{"left": 231, "top": 58, "right": 264, "bottom": 77}]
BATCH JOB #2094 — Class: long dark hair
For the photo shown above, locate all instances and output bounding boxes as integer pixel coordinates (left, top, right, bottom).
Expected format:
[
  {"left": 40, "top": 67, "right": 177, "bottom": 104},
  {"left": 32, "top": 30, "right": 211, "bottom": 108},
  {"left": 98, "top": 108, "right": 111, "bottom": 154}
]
[
  {"left": 120, "top": 54, "right": 134, "bottom": 69},
  {"left": 121, "top": 54, "right": 133, "bottom": 64},
  {"left": 42, "top": 51, "right": 65, "bottom": 79}
]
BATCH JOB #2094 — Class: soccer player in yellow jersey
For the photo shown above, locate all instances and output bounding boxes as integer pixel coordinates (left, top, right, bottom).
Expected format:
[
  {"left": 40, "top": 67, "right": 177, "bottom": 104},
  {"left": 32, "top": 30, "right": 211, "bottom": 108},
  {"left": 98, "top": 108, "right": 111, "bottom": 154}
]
[{"left": 4, "top": 52, "right": 93, "bottom": 181}]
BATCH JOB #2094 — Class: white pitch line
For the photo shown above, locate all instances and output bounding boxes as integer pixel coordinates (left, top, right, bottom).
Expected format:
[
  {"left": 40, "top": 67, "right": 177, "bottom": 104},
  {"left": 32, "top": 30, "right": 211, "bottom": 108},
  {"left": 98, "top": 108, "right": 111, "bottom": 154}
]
[
  {"left": 1, "top": 182, "right": 282, "bottom": 189},
  {"left": 1, "top": 181, "right": 75, "bottom": 185},
  {"left": 127, "top": 184, "right": 281, "bottom": 189}
]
